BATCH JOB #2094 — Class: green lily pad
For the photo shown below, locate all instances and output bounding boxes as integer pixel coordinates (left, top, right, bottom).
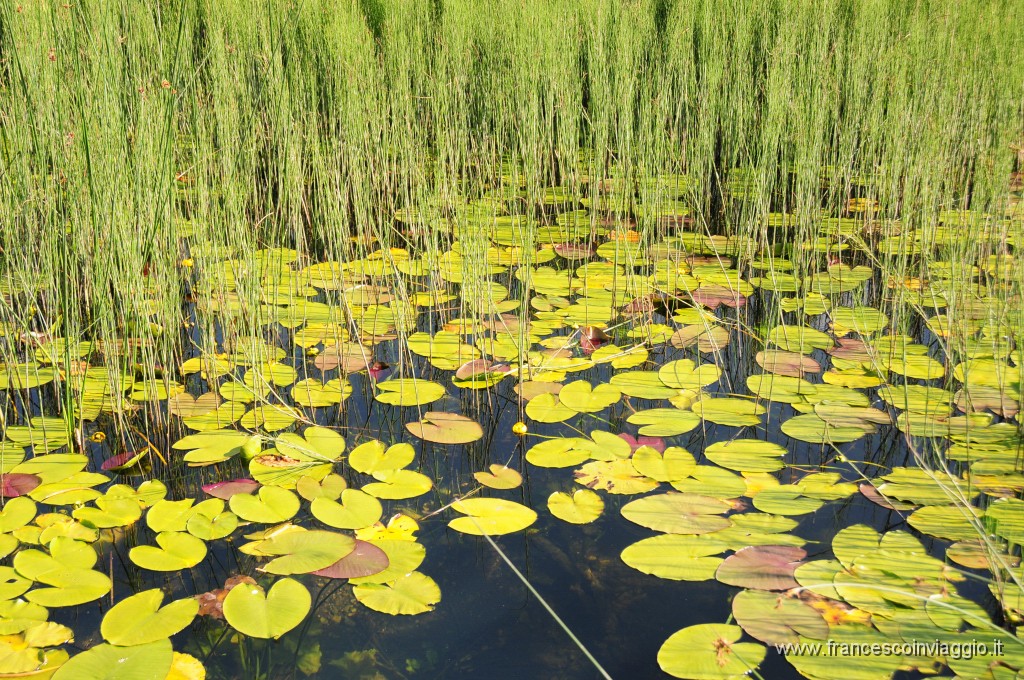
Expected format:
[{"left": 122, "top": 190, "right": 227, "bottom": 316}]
[
  {"left": 658, "top": 624, "right": 766, "bottom": 679},
  {"left": 474, "top": 465, "right": 523, "bottom": 490},
  {"left": 631, "top": 446, "right": 696, "bottom": 482},
  {"left": 223, "top": 577, "right": 310, "bottom": 639},
  {"left": 348, "top": 540, "right": 426, "bottom": 585},
  {"left": 362, "top": 469, "right": 433, "bottom": 500},
  {"left": 621, "top": 534, "right": 725, "bottom": 581},
  {"left": 524, "top": 393, "right": 577, "bottom": 423},
  {"left": 275, "top": 426, "right": 346, "bottom": 462},
  {"left": 627, "top": 408, "right": 701, "bottom": 436},
  {"left": 449, "top": 498, "right": 537, "bottom": 536},
  {"left": 781, "top": 414, "right": 874, "bottom": 443},
  {"left": 147, "top": 498, "right": 224, "bottom": 533},
  {"left": 0, "top": 497, "right": 37, "bottom": 533},
  {"left": 671, "top": 466, "right": 747, "bottom": 499},
  {"left": 766, "top": 325, "right": 833, "bottom": 353},
  {"left": 52, "top": 639, "right": 172, "bottom": 680},
  {"left": 750, "top": 486, "right": 823, "bottom": 515},
  {"left": 352, "top": 571, "right": 440, "bottom": 616},
  {"left": 610, "top": 371, "right": 680, "bottom": 399},
  {"left": 575, "top": 459, "right": 659, "bottom": 494},
  {"left": 311, "top": 489, "right": 383, "bottom": 530},
  {"left": 907, "top": 505, "right": 983, "bottom": 541},
  {"left": 101, "top": 589, "right": 199, "bottom": 646},
  {"left": 240, "top": 404, "right": 302, "bottom": 432},
  {"left": 0, "top": 364, "right": 57, "bottom": 390},
  {"left": 230, "top": 486, "right": 300, "bottom": 523},
  {"left": 621, "top": 493, "right": 731, "bottom": 534},
  {"left": 525, "top": 438, "right": 592, "bottom": 468},
  {"left": 658, "top": 360, "right": 722, "bottom": 390},
  {"left": 252, "top": 529, "right": 356, "bottom": 575},
  {"left": 691, "top": 398, "right": 766, "bottom": 427},
  {"left": 375, "top": 378, "right": 446, "bottom": 406},
  {"left": 705, "top": 439, "right": 787, "bottom": 473},
  {"left": 732, "top": 589, "right": 828, "bottom": 646},
  {"left": 290, "top": 378, "right": 352, "bottom": 407},
  {"left": 547, "top": 489, "right": 604, "bottom": 524},
  {"left": 557, "top": 380, "right": 621, "bottom": 413},
  {"left": 348, "top": 440, "right": 414, "bottom": 474},
  {"left": 129, "top": 532, "right": 208, "bottom": 571},
  {"left": 173, "top": 430, "right": 261, "bottom": 466}
]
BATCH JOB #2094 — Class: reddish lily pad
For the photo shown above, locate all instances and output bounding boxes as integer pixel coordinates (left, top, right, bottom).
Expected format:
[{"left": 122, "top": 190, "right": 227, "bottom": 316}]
[
  {"left": 0, "top": 474, "right": 40, "bottom": 498},
  {"left": 312, "top": 540, "right": 390, "bottom": 579},
  {"left": 202, "top": 479, "right": 260, "bottom": 500},
  {"left": 715, "top": 545, "right": 806, "bottom": 590}
]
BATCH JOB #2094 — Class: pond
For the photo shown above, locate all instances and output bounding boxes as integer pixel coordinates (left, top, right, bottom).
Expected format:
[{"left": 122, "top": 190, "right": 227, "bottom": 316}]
[{"left": 2, "top": 183, "right": 1023, "bottom": 679}]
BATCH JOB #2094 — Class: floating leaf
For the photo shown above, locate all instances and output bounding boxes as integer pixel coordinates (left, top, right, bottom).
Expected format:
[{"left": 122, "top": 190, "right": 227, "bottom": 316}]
[
  {"left": 129, "top": 532, "right": 208, "bottom": 571},
  {"left": 311, "top": 489, "right": 382, "bottom": 530},
  {"left": 715, "top": 545, "right": 806, "bottom": 590},
  {"left": 203, "top": 479, "right": 259, "bottom": 500},
  {"left": 474, "top": 465, "right": 522, "bottom": 490},
  {"left": 732, "top": 590, "right": 827, "bottom": 646},
  {"left": 781, "top": 414, "right": 874, "bottom": 443},
  {"left": 691, "top": 398, "right": 766, "bottom": 427},
  {"left": 101, "top": 589, "right": 199, "bottom": 646},
  {"left": 557, "top": 380, "right": 621, "bottom": 413},
  {"left": 631, "top": 446, "right": 695, "bottom": 482},
  {"left": 352, "top": 571, "right": 440, "bottom": 616},
  {"left": 547, "top": 490, "right": 604, "bottom": 524},
  {"left": 223, "top": 577, "right": 310, "bottom": 639},
  {"left": 362, "top": 469, "right": 433, "bottom": 500},
  {"left": 627, "top": 408, "right": 701, "bottom": 436},
  {"left": 621, "top": 535, "right": 725, "bottom": 581},
  {"left": 405, "top": 412, "right": 483, "bottom": 444},
  {"left": 374, "top": 378, "right": 445, "bottom": 406},
  {"left": 705, "top": 439, "right": 787, "bottom": 473},
  {"left": 658, "top": 624, "right": 766, "bottom": 679},
  {"left": 253, "top": 529, "right": 355, "bottom": 575},
  {"left": 524, "top": 393, "right": 577, "bottom": 423},
  {"left": 348, "top": 441, "right": 414, "bottom": 474},
  {"left": 658, "top": 360, "right": 722, "bottom": 389},
  {"left": 52, "top": 639, "right": 172, "bottom": 680},
  {"left": 621, "top": 493, "right": 731, "bottom": 534},
  {"left": 575, "top": 459, "right": 658, "bottom": 494},
  {"left": 312, "top": 540, "right": 390, "bottom": 579},
  {"left": 229, "top": 486, "right": 300, "bottom": 523},
  {"left": 449, "top": 498, "right": 537, "bottom": 536}
]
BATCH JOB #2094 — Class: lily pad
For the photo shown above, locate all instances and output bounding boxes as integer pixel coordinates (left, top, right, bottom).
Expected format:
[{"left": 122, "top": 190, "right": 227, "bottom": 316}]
[
  {"left": 252, "top": 529, "right": 356, "bottom": 575},
  {"left": 348, "top": 440, "right": 414, "bottom": 474},
  {"left": 352, "top": 571, "right": 440, "bottom": 616},
  {"left": 547, "top": 489, "right": 604, "bottom": 524},
  {"left": 448, "top": 498, "right": 537, "bottom": 536},
  {"left": 374, "top": 378, "right": 446, "bottom": 406},
  {"left": 229, "top": 486, "right": 300, "bottom": 523},
  {"left": 621, "top": 493, "right": 731, "bottom": 534},
  {"left": 715, "top": 545, "right": 806, "bottom": 590},
  {"left": 52, "top": 639, "right": 173, "bottom": 680},
  {"left": 223, "top": 577, "right": 310, "bottom": 639},
  {"left": 658, "top": 624, "right": 766, "bottom": 679},
  {"left": 100, "top": 589, "right": 199, "bottom": 646},
  {"left": 129, "top": 532, "right": 208, "bottom": 571},
  {"left": 405, "top": 412, "right": 483, "bottom": 444},
  {"left": 621, "top": 535, "right": 725, "bottom": 581},
  {"left": 705, "top": 439, "right": 787, "bottom": 473},
  {"left": 474, "top": 465, "right": 523, "bottom": 490},
  {"left": 557, "top": 380, "right": 621, "bottom": 413},
  {"left": 312, "top": 539, "right": 390, "bottom": 579}
]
